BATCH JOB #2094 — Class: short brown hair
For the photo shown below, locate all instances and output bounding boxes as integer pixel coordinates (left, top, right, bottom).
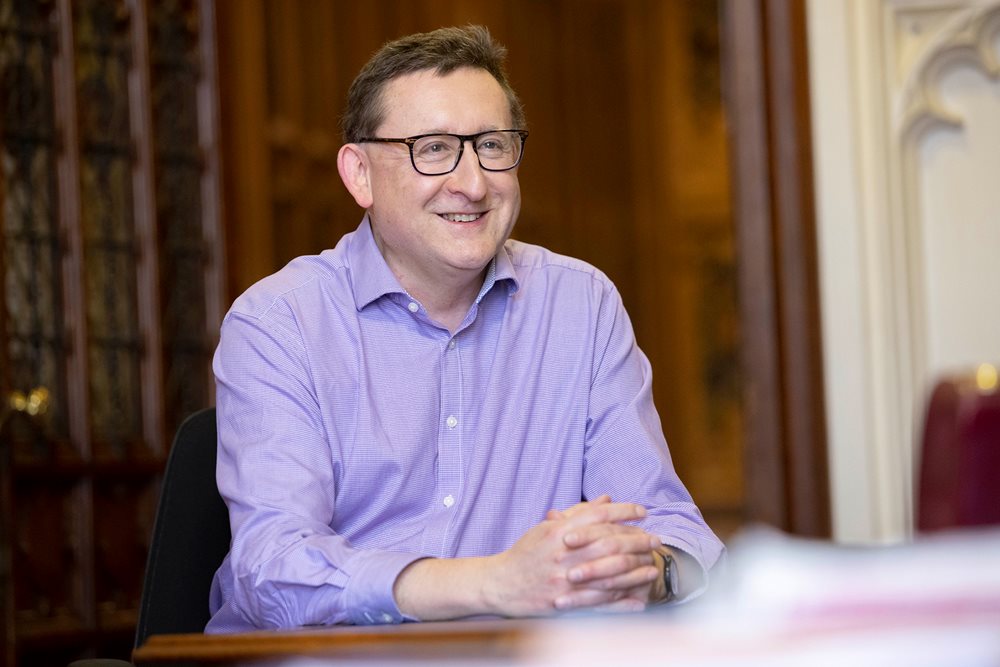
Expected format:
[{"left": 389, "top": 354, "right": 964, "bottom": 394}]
[{"left": 341, "top": 25, "right": 526, "bottom": 143}]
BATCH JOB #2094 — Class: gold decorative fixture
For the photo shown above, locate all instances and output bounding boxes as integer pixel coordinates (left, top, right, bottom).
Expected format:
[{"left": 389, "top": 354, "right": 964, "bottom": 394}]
[{"left": 0, "top": 387, "right": 50, "bottom": 431}]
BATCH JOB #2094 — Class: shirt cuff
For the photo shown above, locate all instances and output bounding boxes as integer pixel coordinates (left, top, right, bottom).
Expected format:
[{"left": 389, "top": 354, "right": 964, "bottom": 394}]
[
  {"left": 659, "top": 540, "right": 711, "bottom": 603},
  {"left": 340, "top": 550, "right": 427, "bottom": 625}
]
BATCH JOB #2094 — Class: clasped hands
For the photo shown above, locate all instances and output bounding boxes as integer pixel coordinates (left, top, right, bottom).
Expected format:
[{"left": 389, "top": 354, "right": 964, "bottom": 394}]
[
  {"left": 484, "top": 495, "right": 668, "bottom": 616},
  {"left": 393, "top": 495, "right": 672, "bottom": 621}
]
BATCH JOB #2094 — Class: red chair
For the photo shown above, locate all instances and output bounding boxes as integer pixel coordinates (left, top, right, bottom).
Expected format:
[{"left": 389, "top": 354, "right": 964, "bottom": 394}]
[{"left": 917, "top": 364, "right": 1000, "bottom": 531}]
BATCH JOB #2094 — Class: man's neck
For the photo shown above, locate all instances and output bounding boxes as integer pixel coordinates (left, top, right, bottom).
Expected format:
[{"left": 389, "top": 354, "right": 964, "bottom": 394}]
[{"left": 403, "top": 269, "right": 486, "bottom": 334}]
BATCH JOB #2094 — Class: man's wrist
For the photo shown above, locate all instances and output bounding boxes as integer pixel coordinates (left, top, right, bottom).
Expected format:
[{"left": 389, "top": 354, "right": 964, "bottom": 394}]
[
  {"left": 660, "top": 549, "right": 678, "bottom": 602},
  {"left": 650, "top": 546, "right": 681, "bottom": 604},
  {"left": 648, "top": 548, "right": 668, "bottom": 604}
]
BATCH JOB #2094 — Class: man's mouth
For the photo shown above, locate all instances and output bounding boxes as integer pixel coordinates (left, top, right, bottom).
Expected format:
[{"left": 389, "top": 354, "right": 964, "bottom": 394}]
[{"left": 440, "top": 213, "right": 484, "bottom": 222}]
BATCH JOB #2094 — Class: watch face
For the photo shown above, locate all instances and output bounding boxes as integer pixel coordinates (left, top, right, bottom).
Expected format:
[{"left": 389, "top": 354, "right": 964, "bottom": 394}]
[{"left": 668, "top": 555, "right": 679, "bottom": 597}]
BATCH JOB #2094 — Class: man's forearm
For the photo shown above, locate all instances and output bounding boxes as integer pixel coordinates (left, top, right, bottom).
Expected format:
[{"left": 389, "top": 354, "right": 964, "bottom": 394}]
[{"left": 392, "top": 556, "right": 498, "bottom": 620}]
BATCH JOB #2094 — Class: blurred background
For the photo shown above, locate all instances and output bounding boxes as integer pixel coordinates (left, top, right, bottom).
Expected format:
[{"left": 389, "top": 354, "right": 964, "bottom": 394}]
[{"left": 1, "top": 0, "right": 998, "bottom": 663}]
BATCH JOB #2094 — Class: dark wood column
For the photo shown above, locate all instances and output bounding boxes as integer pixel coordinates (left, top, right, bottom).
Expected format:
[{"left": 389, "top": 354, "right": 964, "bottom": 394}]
[{"left": 721, "top": 0, "right": 831, "bottom": 536}]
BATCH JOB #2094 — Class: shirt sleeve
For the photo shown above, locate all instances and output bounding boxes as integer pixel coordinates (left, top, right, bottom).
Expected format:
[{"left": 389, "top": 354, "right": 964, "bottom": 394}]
[
  {"left": 582, "top": 283, "right": 726, "bottom": 595},
  {"left": 213, "top": 304, "right": 424, "bottom": 629}
]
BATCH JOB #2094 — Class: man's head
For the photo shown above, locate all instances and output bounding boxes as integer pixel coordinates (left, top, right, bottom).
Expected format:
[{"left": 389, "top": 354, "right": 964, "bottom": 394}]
[
  {"left": 341, "top": 25, "right": 525, "bottom": 144},
  {"left": 337, "top": 26, "right": 526, "bottom": 295}
]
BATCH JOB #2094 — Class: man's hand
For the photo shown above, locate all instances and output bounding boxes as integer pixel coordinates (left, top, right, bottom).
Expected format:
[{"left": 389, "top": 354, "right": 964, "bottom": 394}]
[
  {"left": 393, "top": 497, "right": 660, "bottom": 620},
  {"left": 545, "top": 496, "right": 667, "bottom": 611},
  {"left": 484, "top": 497, "right": 660, "bottom": 616}
]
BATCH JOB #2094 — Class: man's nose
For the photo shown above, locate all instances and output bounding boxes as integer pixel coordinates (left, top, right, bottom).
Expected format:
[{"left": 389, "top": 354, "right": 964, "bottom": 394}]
[{"left": 445, "top": 142, "right": 489, "bottom": 198}]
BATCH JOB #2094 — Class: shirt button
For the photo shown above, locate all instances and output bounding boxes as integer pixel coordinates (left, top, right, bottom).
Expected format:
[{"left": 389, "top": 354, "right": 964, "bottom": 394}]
[
  {"left": 446, "top": 415, "right": 458, "bottom": 429},
  {"left": 381, "top": 612, "right": 393, "bottom": 623},
  {"left": 443, "top": 494, "right": 455, "bottom": 508},
  {"left": 407, "top": 301, "right": 419, "bottom": 313},
  {"left": 448, "top": 340, "right": 456, "bottom": 350}
]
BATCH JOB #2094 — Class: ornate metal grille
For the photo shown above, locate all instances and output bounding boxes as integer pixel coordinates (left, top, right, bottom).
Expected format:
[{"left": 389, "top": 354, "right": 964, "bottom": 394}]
[
  {"left": 149, "top": 0, "right": 210, "bottom": 439},
  {"left": 74, "top": 0, "right": 143, "bottom": 457},
  {"left": 0, "top": 0, "right": 69, "bottom": 451}
]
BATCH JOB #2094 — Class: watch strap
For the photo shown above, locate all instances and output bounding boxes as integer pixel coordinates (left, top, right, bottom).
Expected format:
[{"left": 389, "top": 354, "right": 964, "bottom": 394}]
[{"left": 661, "top": 550, "right": 679, "bottom": 602}]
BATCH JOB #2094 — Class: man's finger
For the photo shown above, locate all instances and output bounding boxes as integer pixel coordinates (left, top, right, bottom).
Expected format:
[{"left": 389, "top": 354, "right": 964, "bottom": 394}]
[
  {"left": 548, "top": 495, "right": 612, "bottom": 521},
  {"left": 567, "top": 554, "right": 656, "bottom": 585},
  {"left": 572, "top": 561, "right": 659, "bottom": 590},
  {"left": 563, "top": 501, "right": 646, "bottom": 529},
  {"left": 592, "top": 597, "right": 647, "bottom": 613},
  {"left": 553, "top": 586, "right": 625, "bottom": 611},
  {"left": 562, "top": 523, "right": 659, "bottom": 550}
]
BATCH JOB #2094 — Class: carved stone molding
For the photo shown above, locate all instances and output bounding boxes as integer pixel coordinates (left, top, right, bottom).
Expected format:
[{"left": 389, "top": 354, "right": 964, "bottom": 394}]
[
  {"left": 806, "top": 0, "right": 1000, "bottom": 543},
  {"left": 883, "top": 0, "right": 1000, "bottom": 534},
  {"left": 894, "top": 2, "right": 1000, "bottom": 142}
]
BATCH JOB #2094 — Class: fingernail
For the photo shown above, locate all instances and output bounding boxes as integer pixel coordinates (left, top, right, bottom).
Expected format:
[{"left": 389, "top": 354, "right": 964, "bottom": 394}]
[
  {"left": 555, "top": 596, "right": 571, "bottom": 609},
  {"left": 635, "top": 506, "right": 647, "bottom": 517},
  {"left": 568, "top": 568, "right": 583, "bottom": 582},
  {"left": 564, "top": 532, "right": 577, "bottom": 545}
]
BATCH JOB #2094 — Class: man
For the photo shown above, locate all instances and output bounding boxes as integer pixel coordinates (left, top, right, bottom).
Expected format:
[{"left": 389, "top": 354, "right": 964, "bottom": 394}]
[{"left": 207, "top": 25, "right": 723, "bottom": 633}]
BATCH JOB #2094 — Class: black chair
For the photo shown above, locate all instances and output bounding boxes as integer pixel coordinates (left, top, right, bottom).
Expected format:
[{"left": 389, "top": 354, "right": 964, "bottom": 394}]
[
  {"left": 72, "top": 408, "right": 229, "bottom": 666},
  {"left": 134, "top": 407, "right": 231, "bottom": 647}
]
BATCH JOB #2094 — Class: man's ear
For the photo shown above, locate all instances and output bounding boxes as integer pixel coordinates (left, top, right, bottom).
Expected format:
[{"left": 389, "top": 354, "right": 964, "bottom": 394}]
[{"left": 337, "top": 143, "right": 374, "bottom": 209}]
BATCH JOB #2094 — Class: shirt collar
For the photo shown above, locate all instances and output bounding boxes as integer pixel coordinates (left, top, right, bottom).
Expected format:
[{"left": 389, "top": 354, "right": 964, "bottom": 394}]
[
  {"left": 349, "top": 216, "right": 408, "bottom": 310},
  {"left": 481, "top": 240, "right": 520, "bottom": 301},
  {"left": 348, "top": 215, "right": 522, "bottom": 311}
]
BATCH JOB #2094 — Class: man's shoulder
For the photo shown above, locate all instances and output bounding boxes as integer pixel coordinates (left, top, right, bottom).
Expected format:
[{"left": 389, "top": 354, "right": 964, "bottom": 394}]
[
  {"left": 227, "top": 249, "right": 350, "bottom": 322},
  {"left": 505, "top": 238, "right": 614, "bottom": 288}
]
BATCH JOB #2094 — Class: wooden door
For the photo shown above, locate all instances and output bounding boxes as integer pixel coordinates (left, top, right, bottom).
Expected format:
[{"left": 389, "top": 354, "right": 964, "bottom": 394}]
[{"left": 0, "top": 0, "right": 225, "bottom": 663}]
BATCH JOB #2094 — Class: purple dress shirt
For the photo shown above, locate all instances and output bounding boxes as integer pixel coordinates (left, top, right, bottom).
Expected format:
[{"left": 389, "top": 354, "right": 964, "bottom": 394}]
[{"left": 206, "top": 217, "right": 724, "bottom": 632}]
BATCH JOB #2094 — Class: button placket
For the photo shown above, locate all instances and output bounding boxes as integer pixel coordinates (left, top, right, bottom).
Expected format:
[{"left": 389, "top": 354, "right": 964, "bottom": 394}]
[{"left": 432, "top": 332, "right": 464, "bottom": 547}]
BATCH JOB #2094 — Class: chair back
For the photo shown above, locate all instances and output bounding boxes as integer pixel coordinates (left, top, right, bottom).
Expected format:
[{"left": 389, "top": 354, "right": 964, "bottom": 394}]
[
  {"left": 135, "top": 408, "right": 230, "bottom": 646},
  {"left": 917, "top": 367, "right": 1000, "bottom": 531}
]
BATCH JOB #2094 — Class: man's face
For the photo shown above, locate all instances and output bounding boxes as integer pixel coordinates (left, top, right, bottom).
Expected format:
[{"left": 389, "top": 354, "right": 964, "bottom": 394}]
[{"left": 362, "top": 67, "right": 522, "bottom": 287}]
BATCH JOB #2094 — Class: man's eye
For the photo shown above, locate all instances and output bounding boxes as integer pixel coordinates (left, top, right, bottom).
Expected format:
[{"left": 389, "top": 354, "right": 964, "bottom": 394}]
[
  {"left": 477, "top": 135, "right": 512, "bottom": 153},
  {"left": 415, "top": 140, "right": 453, "bottom": 159}
]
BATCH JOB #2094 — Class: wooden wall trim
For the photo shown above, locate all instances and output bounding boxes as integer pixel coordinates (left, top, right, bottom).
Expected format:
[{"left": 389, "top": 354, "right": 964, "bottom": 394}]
[
  {"left": 129, "top": 0, "right": 166, "bottom": 453},
  {"left": 199, "top": 0, "right": 227, "bottom": 404},
  {"left": 722, "top": 0, "right": 831, "bottom": 536},
  {"left": 53, "top": 0, "right": 91, "bottom": 457},
  {"left": 215, "top": 0, "right": 273, "bottom": 301}
]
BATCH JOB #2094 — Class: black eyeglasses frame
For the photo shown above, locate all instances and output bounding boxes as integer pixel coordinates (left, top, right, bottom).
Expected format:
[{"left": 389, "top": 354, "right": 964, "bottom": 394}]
[{"left": 357, "top": 129, "right": 529, "bottom": 176}]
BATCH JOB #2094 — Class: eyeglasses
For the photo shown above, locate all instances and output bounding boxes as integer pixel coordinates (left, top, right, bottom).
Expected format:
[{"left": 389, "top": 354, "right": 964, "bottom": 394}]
[{"left": 358, "top": 129, "right": 528, "bottom": 176}]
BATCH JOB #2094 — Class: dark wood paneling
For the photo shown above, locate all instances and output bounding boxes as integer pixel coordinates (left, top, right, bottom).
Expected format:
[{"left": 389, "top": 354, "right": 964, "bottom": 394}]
[{"left": 0, "top": 0, "right": 226, "bottom": 661}]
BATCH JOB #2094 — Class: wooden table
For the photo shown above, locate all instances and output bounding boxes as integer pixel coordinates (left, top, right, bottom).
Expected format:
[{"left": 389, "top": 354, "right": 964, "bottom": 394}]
[{"left": 132, "top": 618, "right": 536, "bottom": 665}]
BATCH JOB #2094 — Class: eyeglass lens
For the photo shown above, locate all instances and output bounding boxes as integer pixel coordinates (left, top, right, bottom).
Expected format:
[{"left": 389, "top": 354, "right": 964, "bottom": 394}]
[{"left": 412, "top": 131, "right": 523, "bottom": 175}]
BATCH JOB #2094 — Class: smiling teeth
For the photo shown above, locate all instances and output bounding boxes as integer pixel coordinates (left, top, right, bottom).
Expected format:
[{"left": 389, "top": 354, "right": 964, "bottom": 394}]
[{"left": 442, "top": 213, "right": 481, "bottom": 222}]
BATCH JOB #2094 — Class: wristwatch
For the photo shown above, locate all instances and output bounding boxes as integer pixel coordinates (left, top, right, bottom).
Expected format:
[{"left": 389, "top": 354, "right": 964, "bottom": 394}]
[{"left": 660, "top": 550, "right": 679, "bottom": 602}]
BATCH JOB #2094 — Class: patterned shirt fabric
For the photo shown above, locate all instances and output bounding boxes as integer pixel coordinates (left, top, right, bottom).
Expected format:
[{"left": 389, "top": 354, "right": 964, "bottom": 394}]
[{"left": 206, "top": 216, "right": 724, "bottom": 633}]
